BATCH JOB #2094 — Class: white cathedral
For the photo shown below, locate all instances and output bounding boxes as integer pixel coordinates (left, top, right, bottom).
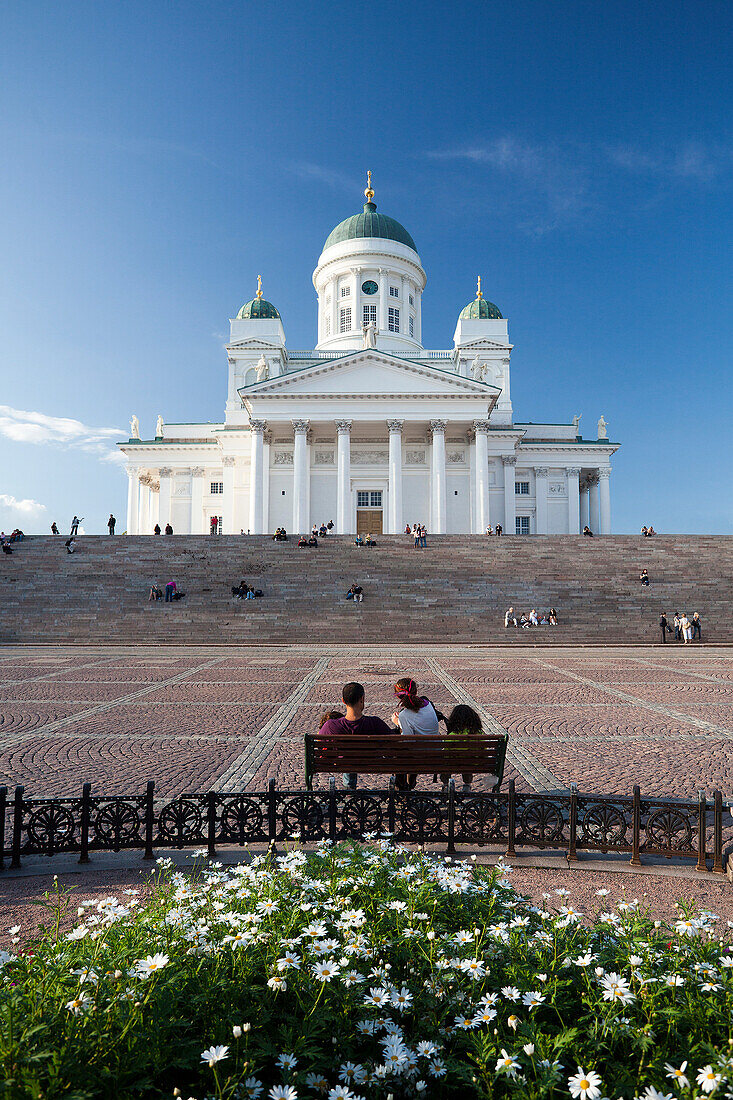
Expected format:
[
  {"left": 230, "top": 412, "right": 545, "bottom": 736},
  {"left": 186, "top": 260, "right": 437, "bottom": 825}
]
[{"left": 120, "top": 175, "right": 618, "bottom": 536}]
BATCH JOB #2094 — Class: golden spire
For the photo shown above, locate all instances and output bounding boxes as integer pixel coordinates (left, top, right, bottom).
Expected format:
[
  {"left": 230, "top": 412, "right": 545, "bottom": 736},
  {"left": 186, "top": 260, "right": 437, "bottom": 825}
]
[
  {"left": 476, "top": 275, "right": 483, "bottom": 300},
  {"left": 364, "top": 170, "right": 375, "bottom": 203},
  {"left": 256, "top": 274, "right": 263, "bottom": 300}
]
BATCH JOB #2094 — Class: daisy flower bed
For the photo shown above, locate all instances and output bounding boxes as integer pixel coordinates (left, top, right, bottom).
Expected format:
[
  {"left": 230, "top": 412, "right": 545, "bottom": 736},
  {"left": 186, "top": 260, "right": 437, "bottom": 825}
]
[{"left": 1, "top": 841, "right": 731, "bottom": 1100}]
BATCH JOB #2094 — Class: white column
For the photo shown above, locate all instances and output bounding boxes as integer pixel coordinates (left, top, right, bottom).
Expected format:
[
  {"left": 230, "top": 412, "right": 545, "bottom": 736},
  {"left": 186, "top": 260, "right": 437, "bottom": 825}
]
[
  {"left": 336, "top": 419, "right": 352, "bottom": 533},
  {"left": 587, "top": 473, "right": 600, "bottom": 534},
  {"left": 430, "top": 419, "right": 447, "bottom": 533},
  {"left": 474, "top": 420, "right": 491, "bottom": 533},
  {"left": 378, "top": 268, "right": 388, "bottom": 333},
  {"left": 351, "top": 267, "right": 361, "bottom": 331},
  {"left": 158, "top": 468, "right": 172, "bottom": 531},
  {"left": 262, "top": 432, "right": 271, "bottom": 534},
  {"left": 292, "top": 419, "right": 310, "bottom": 534},
  {"left": 534, "top": 467, "right": 549, "bottom": 534},
  {"left": 137, "top": 482, "right": 147, "bottom": 534},
  {"left": 579, "top": 479, "right": 590, "bottom": 532},
  {"left": 599, "top": 468, "right": 612, "bottom": 534},
  {"left": 190, "top": 468, "right": 205, "bottom": 534},
  {"left": 502, "top": 455, "right": 516, "bottom": 534},
  {"left": 127, "top": 469, "right": 140, "bottom": 534},
  {"left": 221, "top": 457, "right": 235, "bottom": 534},
  {"left": 248, "top": 421, "right": 266, "bottom": 534},
  {"left": 387, "top": 419, "right": 404, "bottom": 534},
  {"left": 566, "top": 467, "right": 581, "bottom": 535}
]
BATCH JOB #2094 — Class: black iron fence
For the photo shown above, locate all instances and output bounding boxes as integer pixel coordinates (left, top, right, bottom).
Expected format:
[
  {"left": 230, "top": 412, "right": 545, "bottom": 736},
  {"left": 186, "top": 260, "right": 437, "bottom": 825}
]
[{"left": 0, "top": 781, "right": 727, "bottom": 874}]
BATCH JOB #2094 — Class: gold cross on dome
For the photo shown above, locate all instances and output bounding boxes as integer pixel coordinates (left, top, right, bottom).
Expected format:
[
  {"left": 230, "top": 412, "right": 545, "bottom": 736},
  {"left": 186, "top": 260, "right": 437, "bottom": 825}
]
[
  {"left": 256, "top": 274, "right": 263, "bottom": 299},
  {"left": 364, "top": 170, "right": 375, "bottom": 202},
  {"left": 476, "top": 275, "right": 483, "bottom": 300}
]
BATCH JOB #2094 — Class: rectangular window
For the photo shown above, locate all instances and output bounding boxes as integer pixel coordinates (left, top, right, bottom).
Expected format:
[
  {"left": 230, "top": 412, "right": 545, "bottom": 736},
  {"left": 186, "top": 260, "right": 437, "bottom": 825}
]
[
  {"left": 324, "top": 316, "right": 331, "bottom": 336},
  {"left": 210, "top": 482, "right": 223, "bottom": 495},
  {"left": 339, "top": 307, "right": 351, "bottom": 333},
  {"left": 370, "top": 491, "right": 382, "bottom": 507},
  {"left": 515, "top": 481, "right": 530, "bottom": 495},
  {"left": 363, "top": 304, "right": 377, "bottom": 325},
  {"left": 516, "top": 516, "right": 530, "bottom": 535},
  {"left": 388, "top": 307, "right": 400, "bottom": 332},
  {"left": 409, "top": 294, "right": 414, "bottom": 306},
  {"left": 340, "top": 285, "right": 350, "bottom": 297},
  {"left": 357, "top": 491, "right": 370, "bottom": 507},
  {"left": 389, "top": 285, "right": 399, "bottom": 297},
  {"left": 409, "top": 315, "right": 414, "bottom": 337},
  {"left": 357, "top": 490, "right": 383, "bottom": 508}
]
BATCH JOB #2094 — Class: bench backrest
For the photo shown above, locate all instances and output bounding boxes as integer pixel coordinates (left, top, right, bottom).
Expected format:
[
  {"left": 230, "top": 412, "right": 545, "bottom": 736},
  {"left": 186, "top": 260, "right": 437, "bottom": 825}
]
[{"left": 305, "top": 733, "right": 508, "bottom": 788}]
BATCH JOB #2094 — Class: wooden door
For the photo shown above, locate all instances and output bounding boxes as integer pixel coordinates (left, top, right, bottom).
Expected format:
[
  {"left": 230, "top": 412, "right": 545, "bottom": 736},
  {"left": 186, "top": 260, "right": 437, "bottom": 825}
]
[{"left": 357, "top": 510, "right": 383, "bottom": 535}]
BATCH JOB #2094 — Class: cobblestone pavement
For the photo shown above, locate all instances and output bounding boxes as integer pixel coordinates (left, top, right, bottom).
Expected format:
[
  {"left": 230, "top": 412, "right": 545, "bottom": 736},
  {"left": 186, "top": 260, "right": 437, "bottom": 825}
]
[{"left": 0, "top": 646, "right": 732, "bottom": 800}]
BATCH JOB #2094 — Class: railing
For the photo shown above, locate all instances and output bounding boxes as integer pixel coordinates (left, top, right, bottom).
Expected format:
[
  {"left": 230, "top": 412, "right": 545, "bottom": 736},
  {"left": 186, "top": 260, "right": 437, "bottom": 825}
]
[
  {"left": 0, "top": 782, "right": 726, "bottom": 874},
  {"left": 287, "top": 351, "right": 340, "bottom": 360}
]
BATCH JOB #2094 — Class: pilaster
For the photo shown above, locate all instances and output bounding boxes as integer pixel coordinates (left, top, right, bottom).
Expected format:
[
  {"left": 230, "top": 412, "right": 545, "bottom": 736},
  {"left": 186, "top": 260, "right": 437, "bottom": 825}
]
[
  {"left": 566, "top": 467, "right": 581, "bottom": 535},
  {"left": 335, "top": 419, "right": 352, "bottom": 534},
  {"left": 248, "top": 420, "right": 267, "bottom": 535},
  {"left": 502, "top": 455, "right": 517, "bottom": 534},
  {"left": 158, "top": 468, "right": 172, "bottom": 531},
  {"left": 473, "top": 420, "right": 491, "bottom": 533},
  {"left": 430, "top": 419, "right": 447, "bottom": 534},
  {"left": 598, "top": 468, "right": 612, "bottom": 534},
  {"left": 387, "top": 419, "right": 404, "bottom": 534},
  {"left": 190, "top": 468, "right": 205, "bottom": 534},
  {"left": 292, "top": 419, "right": 310, "bottom": 534},
  {"left": 534, "top": 467, "right": 549, "bottom": 534}
]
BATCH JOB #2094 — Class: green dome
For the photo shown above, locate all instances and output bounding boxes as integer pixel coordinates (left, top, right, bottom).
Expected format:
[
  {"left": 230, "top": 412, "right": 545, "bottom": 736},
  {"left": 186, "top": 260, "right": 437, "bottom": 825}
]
[
  {"left": 323, "top": 202, "right": 417, "bottom": 253},
  {"left": 459, "top": 296, "right": 503, "bottom": 320},
  {"left": 237, "top": 296, "right": 280, "bottom": 320}
]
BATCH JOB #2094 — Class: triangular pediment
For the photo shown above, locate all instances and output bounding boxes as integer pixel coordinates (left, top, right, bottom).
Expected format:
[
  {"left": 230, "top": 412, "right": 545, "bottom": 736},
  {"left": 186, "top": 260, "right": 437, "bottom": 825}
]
[
  {"left": 227, "top": 338, "right": 285, "bottom": 353},
  {"left": 239, "top": 350, "right": 500, "bottom": 398},
  {"left": 456, "top": 338, "right": 513, "bottom": 353}
]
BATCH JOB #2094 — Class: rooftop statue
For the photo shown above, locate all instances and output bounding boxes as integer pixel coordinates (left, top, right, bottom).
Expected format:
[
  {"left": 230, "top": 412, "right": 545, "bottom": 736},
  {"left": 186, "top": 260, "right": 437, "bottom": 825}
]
[
  {"left": 256, "top": 354, "right": 269, "bottom": 381},
  {"left": 597, "top": 415, "right": 608, "bottom": 439},
  {"left": 362, "top": 320, "right": 377, "bottom": 349},
  {"left": 130, "top": 414, "right": 140, "bottom": 440},
  {"left": 156, "top": 415, "right": 164, "bottom": 438}
]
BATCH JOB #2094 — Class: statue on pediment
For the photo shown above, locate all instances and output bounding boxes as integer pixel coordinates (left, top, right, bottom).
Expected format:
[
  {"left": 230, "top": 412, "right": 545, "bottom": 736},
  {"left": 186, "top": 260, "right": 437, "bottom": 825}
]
[
  {"left": 256, "top": 354, "right": 269, "bottom": 382},
  {"left": 130, "top": 414, "right": 140, "bottom": 440},
  {"left": 597, "top": 415, "right": 608, "bottom": 439},
  {"left": 155, "top": 415, "right": 164, "bottom": 438},
  {"left": 572, "top": 414, "right": 581, "bottom": 433},
  {"left": 362, "top": 321, "right": 377, "bottom": 349},
  {"left": 470, "top": 354, "right": 485, "bottom": 381}
]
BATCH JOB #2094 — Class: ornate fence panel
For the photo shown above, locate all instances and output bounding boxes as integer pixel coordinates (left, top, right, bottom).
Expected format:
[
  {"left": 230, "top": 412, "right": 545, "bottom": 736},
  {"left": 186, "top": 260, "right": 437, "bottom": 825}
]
[{"left": 0, "top": 779, "right": 727, "bottom": 875}]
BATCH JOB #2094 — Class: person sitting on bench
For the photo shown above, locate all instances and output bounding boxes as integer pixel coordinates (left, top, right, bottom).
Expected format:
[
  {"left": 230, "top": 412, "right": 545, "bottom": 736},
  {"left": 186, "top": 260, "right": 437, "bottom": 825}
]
[
  {"left": 391, "top": 677, "right": 440, "bottom": 791},
  {"left": 439, "top": 704, "right": 483, "bottom": 792},
  {"left": 319, "top": 682, "right": 396, "bottom": 791}
]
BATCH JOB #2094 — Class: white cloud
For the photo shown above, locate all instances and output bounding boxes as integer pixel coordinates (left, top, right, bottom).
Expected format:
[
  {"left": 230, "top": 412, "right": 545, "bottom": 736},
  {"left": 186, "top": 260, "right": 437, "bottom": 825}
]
[
  {"left": 0, "top": 494, "right": 47, "bottom": 524},
  {"left": 0, "top": 405, "right": 123, "bottom": 463},
  {"left": 607, "top": 141, "right": 733, "bottom": 182}
]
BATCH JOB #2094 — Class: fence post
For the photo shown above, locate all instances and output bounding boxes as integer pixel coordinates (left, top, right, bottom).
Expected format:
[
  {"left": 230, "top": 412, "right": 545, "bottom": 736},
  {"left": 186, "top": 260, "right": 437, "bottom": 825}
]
[
  {"left": 388, "top": 777, "right": 396, "bottom": 839},
  {"left": 447, "top": 779, "right": 456, "bottom": 855},
  {"left": 326, "top": 778, "right": 336, "bottom": 844},
  {"left": 268, "top": 779, "right": 277, "bottom": 853},
  {"left": 696, "top": 791, "right": 707, "bottom": 873},
  {"left": 713, "top": 790, "right": 724, "bottom": 874},
  {"left": 506, "top": 780, "right": 516, "bottom": 858},
  {"left": 10, "top": 786, "right": 24, "bottom": 870},
  {"left": 567, "top": 784, "right": 578, "bottom": 863},
  {"left": 207, "top": 791, "right": 217, "bottom": 859},
  {"left": 143, "top": 781, "right": 155, "bottom": 861},
  {"left": 630, "top": 785, "right": 641, "bottom": 867},
  {"left": 0, "top": 786, "right": 6, "bottom": 871},
  {"left": 79, "top": 783, "right": 91, "bottom": 865}
]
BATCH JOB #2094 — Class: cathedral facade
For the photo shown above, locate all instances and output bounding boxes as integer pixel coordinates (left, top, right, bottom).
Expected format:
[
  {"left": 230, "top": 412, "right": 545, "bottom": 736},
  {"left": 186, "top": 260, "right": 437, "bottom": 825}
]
[{"left": 120, "top": 177, "right": 618, "bottom": 536}]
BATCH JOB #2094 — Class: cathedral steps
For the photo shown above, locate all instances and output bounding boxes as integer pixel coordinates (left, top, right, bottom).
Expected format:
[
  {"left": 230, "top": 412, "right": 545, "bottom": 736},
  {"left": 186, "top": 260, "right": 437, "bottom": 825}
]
[{"left": 1, "top": 535, "right": 730, "bottom": 645}]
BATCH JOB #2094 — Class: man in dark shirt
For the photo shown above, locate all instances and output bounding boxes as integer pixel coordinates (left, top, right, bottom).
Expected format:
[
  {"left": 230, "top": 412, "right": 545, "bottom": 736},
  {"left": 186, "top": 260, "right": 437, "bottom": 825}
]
[
  {"left": 659, "top": 612, "right": 668, "bottom": 644},
  {"left": 319, "top": 681, "right": 395, "bottom": 790}
]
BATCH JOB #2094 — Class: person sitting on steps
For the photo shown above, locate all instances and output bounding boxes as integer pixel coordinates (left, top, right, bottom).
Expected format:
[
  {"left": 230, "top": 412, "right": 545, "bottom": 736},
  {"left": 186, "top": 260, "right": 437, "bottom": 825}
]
[
  {"left": 640, "top": 569, "right": 650, "bottom": 586},
  {"left": 346, "top": 583, "right": 363, "bottom": 603},
  {"left": 149, "top": 582, "right": 162, "bottom": 601},
  {"left": 297, "top": 535, "right": 308, "bottom": 548},
  {"left": 583, "top": 525, "right": 594, "bottom": 537},
  {"left": 354, "top": 534, "right": 364, "bottom": 547},
  {"left": 308, "top": 534, "right": 318, "bottom": 547},
  {"left": 365, "top": 533, "right": 376, "bottom": 547},
  {"left": 504, "top": 607, "right": 518, "bottom": 627}
]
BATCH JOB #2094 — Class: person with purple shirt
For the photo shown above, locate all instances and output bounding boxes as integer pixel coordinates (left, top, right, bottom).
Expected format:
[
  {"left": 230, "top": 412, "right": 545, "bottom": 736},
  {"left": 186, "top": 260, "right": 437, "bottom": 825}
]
[{"left": 319, "top": 681, "right": 396, "bottom": 790}]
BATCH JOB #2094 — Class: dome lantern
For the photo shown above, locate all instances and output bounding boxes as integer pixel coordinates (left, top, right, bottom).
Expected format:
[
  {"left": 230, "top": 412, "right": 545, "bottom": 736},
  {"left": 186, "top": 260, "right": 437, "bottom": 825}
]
[
  {"left": 459, "top": 276, "right": 502, "bottom": 320},
  {"left": 236, "top": 275, "right": 280, "bottom": 320}
]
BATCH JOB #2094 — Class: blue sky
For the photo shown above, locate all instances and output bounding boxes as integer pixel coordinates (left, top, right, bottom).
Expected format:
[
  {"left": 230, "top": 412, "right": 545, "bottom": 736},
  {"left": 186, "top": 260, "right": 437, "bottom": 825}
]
[{"left": 1, "top": 0, "right": 731, "bottom": 533}]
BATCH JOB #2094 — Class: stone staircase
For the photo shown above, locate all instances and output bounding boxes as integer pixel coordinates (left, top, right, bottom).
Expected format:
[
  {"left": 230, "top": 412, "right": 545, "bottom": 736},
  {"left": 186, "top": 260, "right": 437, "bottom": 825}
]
[{"left": 1, "top": 535, "right": 731, "bottom": 645}]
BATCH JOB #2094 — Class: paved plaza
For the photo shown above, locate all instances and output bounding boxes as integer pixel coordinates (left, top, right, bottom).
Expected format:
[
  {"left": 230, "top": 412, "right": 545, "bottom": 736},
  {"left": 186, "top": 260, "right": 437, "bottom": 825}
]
[{"left": 1, "top": 645, "right": 732, "bottom": 801}]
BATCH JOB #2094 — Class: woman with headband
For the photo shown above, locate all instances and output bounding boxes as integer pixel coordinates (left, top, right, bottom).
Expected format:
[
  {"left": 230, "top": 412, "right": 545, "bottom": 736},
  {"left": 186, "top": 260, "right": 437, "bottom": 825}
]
[{"left": 391, "top": 677, "right": 441, "bottom": 790}]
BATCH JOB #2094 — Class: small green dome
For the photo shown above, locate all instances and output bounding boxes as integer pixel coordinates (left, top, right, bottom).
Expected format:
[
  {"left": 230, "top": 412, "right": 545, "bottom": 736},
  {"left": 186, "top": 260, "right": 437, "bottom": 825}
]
[
  {"left": 459, "top": 296, "right": 503, "bottom": 320},
  {"left": 237, "top": 296, "right": 280, "bottom": 320},
  {"left": 324, "top": 201, "right": 417, "bottom": 253}
]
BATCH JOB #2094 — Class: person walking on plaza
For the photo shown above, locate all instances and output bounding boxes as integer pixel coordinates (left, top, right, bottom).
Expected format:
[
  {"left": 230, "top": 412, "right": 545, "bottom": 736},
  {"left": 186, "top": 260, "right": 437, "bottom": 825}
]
[
  {"left": 107, "top": 514, "right": 116, "bottom": 535},
  {"left": 692, "top": 612, "right": 702, "bottom": 641},
  {"left": 70, "top": 515, "right": 82, "bottom": 536},
  {"left": 659, "top": 612, "right": 669, "bottom": 643}
]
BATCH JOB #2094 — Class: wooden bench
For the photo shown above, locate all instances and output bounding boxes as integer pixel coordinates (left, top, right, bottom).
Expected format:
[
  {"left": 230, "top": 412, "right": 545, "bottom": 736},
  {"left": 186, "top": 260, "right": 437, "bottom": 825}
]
[{"left": 304, "top": 733, "right": 508, "bottom": 790}]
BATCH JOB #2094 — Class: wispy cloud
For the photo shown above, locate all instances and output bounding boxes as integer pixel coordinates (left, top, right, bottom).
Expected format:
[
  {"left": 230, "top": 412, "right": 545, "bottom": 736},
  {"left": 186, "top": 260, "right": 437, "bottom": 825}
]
[
  {"left": 427, "top": 137, "right": 590, "bottom": 235},
  {"left": 607, "top": 141, "right": 733, "bottom": 182},
  {"left": 0, "top": 493, "right": 47, "bottom": 524},
  {"left": 290, "top": 161, "right": 360, "bottom": 195},
  {"left": 0, "top": 406, "right": 124, "bottom": 464}
]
